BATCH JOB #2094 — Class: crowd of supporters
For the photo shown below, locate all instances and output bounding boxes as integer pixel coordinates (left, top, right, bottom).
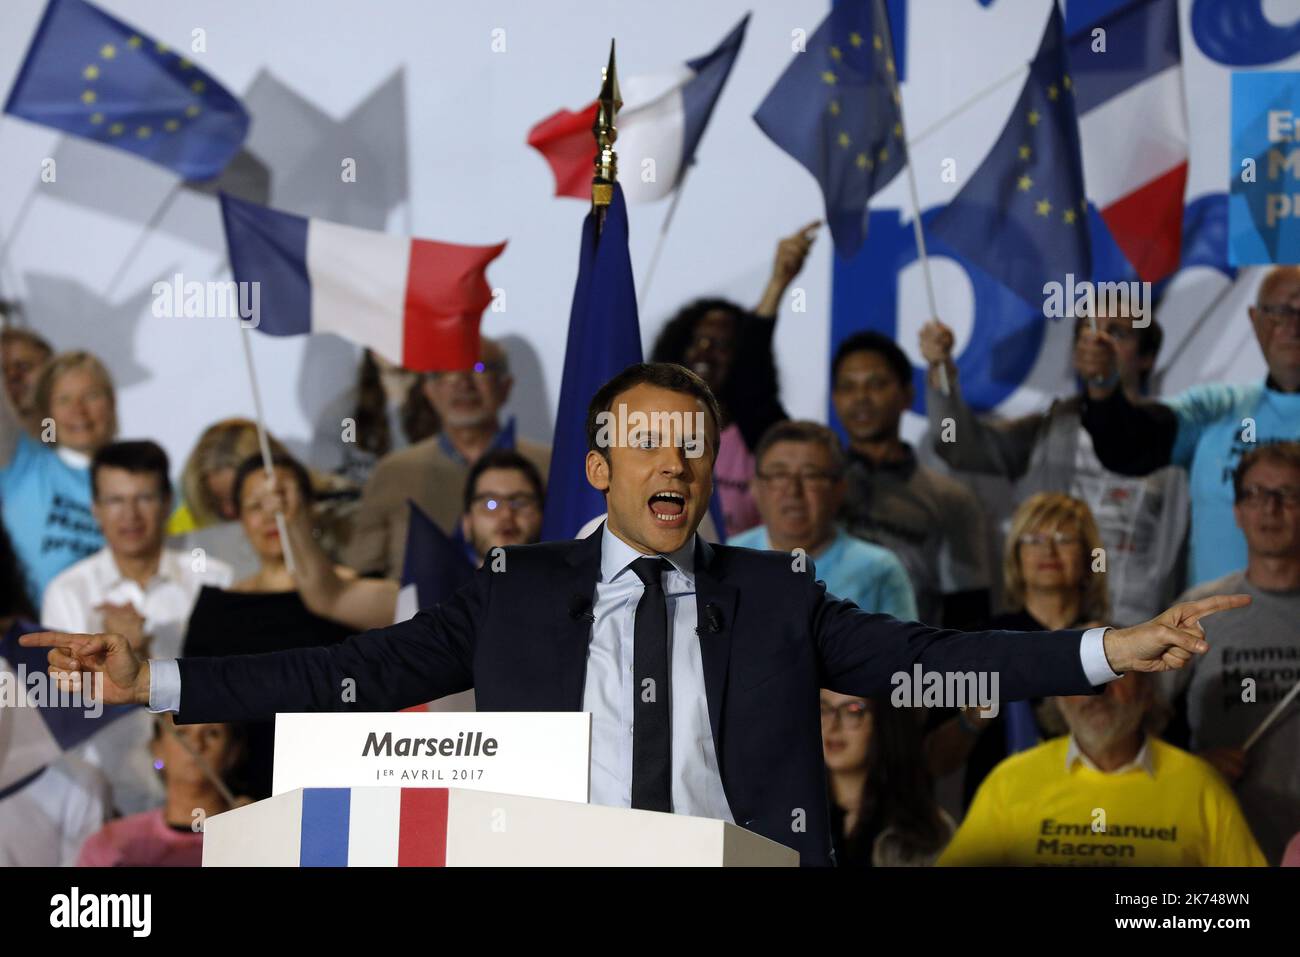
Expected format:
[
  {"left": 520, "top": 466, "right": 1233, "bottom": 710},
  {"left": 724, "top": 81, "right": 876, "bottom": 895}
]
[{"left": 0, "top": 242, "right": 1297, "bottom": 869}]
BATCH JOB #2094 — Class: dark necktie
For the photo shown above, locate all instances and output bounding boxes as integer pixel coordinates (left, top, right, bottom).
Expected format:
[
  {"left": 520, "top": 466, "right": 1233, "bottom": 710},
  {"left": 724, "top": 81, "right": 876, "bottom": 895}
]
[{"left": 630, "top": 556, "right": 672, "bottom": 812}]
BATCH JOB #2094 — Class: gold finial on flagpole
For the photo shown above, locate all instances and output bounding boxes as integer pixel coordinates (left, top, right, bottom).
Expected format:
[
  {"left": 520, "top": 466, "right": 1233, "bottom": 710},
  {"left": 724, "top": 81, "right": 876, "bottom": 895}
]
[{"left": 592, "top": 39, "right": 622, "bottom": 233}]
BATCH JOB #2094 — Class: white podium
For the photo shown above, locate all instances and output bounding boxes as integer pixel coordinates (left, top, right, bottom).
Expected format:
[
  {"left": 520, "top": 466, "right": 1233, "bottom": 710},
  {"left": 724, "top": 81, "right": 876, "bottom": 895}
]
[{"left": 202, "top": 786, "right": 798, "bottom": 867}]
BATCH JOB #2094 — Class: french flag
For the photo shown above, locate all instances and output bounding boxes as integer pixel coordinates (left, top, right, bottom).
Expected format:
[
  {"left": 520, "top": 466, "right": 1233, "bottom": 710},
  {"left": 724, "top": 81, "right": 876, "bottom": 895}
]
[
  {"left": 298, "top": 787, "right": 451, "bottom": 867},
  {"left": 527, "top": 13, "right": 749, "bottom": 204},
  {"left": 220, "top": 193, "right": 506, "bottom": 371},
  {"left": 1068, "top": 0, "right": 1188, "bottom": 282}
]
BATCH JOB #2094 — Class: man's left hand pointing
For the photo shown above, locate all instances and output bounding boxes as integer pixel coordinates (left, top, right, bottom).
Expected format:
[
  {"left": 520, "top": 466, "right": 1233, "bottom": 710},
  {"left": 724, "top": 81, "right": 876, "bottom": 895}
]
[{"left": 1102, "top": 594, "right": 1251, "bottom": 674}]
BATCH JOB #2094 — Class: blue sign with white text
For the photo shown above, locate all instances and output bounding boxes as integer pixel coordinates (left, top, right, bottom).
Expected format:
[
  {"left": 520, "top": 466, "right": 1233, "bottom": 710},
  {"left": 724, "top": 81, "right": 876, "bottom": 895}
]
[{"left": 1229, "top": 71, "right": 1300, "bottom": 265}]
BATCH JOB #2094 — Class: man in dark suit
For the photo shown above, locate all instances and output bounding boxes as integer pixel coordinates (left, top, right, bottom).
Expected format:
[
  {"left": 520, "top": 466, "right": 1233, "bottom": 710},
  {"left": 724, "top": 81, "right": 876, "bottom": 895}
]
[{"left": 26, "top": 363, "right": 1248, "bottom": 865}]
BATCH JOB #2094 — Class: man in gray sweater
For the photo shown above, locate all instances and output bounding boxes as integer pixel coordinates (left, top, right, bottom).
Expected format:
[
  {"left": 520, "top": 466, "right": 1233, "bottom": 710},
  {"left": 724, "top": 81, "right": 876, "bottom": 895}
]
[
  {"left": 1164, "top": 442, "right": 1300, "bottom": 864},
  {"left": 919, "top": 312, "right": 1188, "bottom": 626}
]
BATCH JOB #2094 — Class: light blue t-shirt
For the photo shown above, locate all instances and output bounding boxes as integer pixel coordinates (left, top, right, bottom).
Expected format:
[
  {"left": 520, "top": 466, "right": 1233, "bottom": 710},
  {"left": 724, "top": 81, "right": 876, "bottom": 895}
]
[
  {"left": 0, "top": 434, "right": 103, "bottom": 606},
  {"left": 730, "top": 524, "right": 918, "bottom": 620},
  {"left": 1166, "top": 381, "right": 1300, "bottom": 586}
]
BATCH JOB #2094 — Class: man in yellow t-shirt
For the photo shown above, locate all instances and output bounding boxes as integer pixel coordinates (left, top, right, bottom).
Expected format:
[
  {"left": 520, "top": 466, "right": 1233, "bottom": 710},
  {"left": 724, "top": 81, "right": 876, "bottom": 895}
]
[{"left": 939, "top": 673, "right": 1265, "bottom": 867}]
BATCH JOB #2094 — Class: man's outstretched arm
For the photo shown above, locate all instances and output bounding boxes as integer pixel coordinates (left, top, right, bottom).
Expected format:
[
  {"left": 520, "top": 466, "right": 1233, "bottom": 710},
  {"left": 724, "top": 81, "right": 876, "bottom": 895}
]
[
  {"left": 21, "top": 566, "right": 490, "bottom": 721},
  {"left": 812, "top": 576, "right": 1250, "bottom": 703}
]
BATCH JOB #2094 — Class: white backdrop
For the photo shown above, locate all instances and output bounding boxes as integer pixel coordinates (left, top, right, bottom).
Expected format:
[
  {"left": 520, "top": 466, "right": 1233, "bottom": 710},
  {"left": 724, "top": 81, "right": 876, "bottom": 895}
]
[{"left": 1, "top": 0, "right": 1296, "bottom": 476}]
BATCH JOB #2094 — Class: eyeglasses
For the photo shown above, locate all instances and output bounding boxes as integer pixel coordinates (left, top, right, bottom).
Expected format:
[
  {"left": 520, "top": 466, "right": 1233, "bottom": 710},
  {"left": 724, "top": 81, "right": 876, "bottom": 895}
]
[
  {"left": 755, "top": 469, "right": 841, "bottom": 490},
  {"left": 97, "top": 492, "right": 164, "bottom": 512},
  {"left": 470, "top": 493, "right": 540, "bottom": 515},
  {"left": 1256, "top": 304, "right": 1300, "bottom": 327},
  {"left": 1238, "top": 485, "right": 1300, "bottom": 509},
  {"left": 1017, "top": 531, "right": 1080, "bottom": 549},
  {"left": 820, "top": 699, "right": 870, "bottom": 727}
]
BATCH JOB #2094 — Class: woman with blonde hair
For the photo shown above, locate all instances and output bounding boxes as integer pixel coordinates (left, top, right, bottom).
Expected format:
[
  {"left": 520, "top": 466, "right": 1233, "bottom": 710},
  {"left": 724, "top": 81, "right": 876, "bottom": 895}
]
[
  {"left": 929, "top": 492, "right": 1109, "bottom": 809},
  {"left": 0, "top": 350, "right": 118, "bottom": 603},
  {"left": 169, "top": 418, "right": 288, "bottom": 533}
]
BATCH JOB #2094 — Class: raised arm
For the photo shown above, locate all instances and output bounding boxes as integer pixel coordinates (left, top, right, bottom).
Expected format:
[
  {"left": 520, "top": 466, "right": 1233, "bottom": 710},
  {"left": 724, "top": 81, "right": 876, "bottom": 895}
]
[
  {"left": 282, "top": 487, "right": 399, "bottom": 631},
  {"left": 754, "top": 220, "right": 819, "bottom": 319},
  {"left": 919, "top": 319, "right": 1044, "bottom": 479},
  {"left": 1076, "top": 327, "right": 1177, "bottom": 475}
]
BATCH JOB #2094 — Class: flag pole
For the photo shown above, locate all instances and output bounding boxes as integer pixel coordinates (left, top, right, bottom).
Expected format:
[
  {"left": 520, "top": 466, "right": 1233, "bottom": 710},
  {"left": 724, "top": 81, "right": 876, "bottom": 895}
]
[
  {"left": 103, "top": 182, "right": 183, "bottom": 299},
  {"left": 638, "top": 167, "right": 688, "bottom": 313},
  {"left": 232, "top": 285, "right": 296, "bottom": 575},
  {"left": 0, "top": 186, "right": 40, "bottom": 301},
  {"left": 908, "top": 63, "right": 1029, "bottom": 149},
  {"left": 591, "top": 39, "right": 622, "bottom": 242},
  {"left": 881, "top": 18, "right": 949, "bottom": 396},
  {"left": 1242, "top": 675, "right": 1300, "bottom": 752}
]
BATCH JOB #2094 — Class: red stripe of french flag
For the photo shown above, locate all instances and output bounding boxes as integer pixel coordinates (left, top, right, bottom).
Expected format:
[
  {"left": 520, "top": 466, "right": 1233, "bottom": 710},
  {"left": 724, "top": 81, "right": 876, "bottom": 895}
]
[
  {"left": 397, "top": 788, "right": 449, "bottom": 867},
  {"left": 306, "top": 217, "right": 506, "bottom": 373}
]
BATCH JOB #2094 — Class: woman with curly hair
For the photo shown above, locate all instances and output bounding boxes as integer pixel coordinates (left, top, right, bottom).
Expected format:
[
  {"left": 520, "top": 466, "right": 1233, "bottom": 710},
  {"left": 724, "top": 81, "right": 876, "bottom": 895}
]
[{"left": 650, "top": 222, "right": 818, "bottom": 536}]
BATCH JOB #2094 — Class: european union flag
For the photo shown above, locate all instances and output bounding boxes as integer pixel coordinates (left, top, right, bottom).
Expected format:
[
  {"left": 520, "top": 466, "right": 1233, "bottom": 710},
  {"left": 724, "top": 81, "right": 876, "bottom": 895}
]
[
  {"left": 929, "top": 4, "right": 1091, "bottom": 306},
  {"left": 754, "top": 0, "right": 907, "bottom": 258},
  {"left": 4, "top": 0, "right": 249, "bottom": 181},
  {"left": 541, "top": 185, "right": 642, "bottom": 541}
]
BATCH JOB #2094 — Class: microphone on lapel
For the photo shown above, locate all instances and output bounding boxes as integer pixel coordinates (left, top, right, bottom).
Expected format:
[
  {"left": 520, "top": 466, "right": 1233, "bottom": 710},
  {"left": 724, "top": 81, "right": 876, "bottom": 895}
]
[
  {"left": 697, "top": 603, "right": 723, "bottom": 635},
  {"left": 569, "top": 595, "right": 596, "bottom": 624}
]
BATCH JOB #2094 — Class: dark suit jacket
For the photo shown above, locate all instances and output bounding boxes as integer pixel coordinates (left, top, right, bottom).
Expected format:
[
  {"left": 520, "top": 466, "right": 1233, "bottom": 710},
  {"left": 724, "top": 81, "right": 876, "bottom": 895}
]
[{"left": 176, "top": 530, "right": 1098, "bottom": 865}]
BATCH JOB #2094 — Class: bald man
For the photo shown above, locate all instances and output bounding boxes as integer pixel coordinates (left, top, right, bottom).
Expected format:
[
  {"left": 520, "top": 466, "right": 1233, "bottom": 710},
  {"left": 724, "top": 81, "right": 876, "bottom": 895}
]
[
  {"left": 1079, "top": 265, "right": 1300, "bottom": 586},
  {"left": 343, "top": 338, "right": 551, "bottom": 576}
]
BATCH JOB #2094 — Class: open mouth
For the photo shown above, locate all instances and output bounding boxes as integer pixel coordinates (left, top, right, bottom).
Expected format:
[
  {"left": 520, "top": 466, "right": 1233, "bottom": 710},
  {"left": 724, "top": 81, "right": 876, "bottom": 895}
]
[{"left": 648, "top": 491, "right": 687, "bottom": 525}]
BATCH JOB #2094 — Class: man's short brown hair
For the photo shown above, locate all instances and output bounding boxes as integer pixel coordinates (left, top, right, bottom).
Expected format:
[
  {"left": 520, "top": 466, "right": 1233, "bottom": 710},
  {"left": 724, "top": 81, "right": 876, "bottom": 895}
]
[
  {"left": 585, "top": 362, "right": 723, "bottom": 462},
  {"left": 752, "top": 420, "right": 845, "bottom": 475},
  {"left": 1233, "top": 440, "right": 1300, "bottom": 502}
]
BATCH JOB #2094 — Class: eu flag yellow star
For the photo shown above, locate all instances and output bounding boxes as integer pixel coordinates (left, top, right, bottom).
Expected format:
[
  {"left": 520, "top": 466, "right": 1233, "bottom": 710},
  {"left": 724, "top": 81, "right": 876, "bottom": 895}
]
[
  {"left": 821, "top": 71, "right": 837, "bottom": 85},
  {"left": 1027, "top": 110, "right": 1041, "bottom": 126},
  {"left": 1035, "top": 199, "right": 1052, "bottom": 216},
  {"left": 1018, "top": 145, "right": 1031, "bottom": 160},
  {"left": 1017, "top": 175, "right": 1033, "bottom": 192},
  {"left": 838, "top": 131, "right": 851, "bottom": 148}
]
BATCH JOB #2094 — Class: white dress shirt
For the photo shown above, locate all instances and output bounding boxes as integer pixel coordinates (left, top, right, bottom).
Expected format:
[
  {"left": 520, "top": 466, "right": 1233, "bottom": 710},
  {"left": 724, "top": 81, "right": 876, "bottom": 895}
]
[
  {"left": 148, "top": 530, "right": 1121, "bottom": 818},
  {"left": 582, "top": 525, "right": 734, "bottom": 819},
  {"left": 43, "top": 546, "right": 232, "bottom": 814}
]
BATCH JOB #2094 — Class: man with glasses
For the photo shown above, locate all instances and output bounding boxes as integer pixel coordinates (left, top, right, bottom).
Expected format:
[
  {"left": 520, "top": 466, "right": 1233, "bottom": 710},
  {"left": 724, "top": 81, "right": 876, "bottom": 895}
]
[
  {"left": 344, "top": 337, "right": 551, "bottom": 576},
  {"left": 831, "top": 332, "right": 991, "bottom": 628},
  {"left": 1080, "top": 265, "right": 1300, "bottom": 587},
  {"left": 41, "top": 440, "right": 232, "bottom": 813},
  {"left": 731, "top": 420, "right": 916, "bottom": 619},
  {"left": 459, "top": 449, "right": 545, "bottom": 565},
  {"left": 282, "top": 448, "right": 545, "bottom": 633},
  {"left": 921, "top": 310, "right": 1188, "bottom": 626},
  {"left": 1161, "top": 442, "right": 1300, "bottom": 864}
]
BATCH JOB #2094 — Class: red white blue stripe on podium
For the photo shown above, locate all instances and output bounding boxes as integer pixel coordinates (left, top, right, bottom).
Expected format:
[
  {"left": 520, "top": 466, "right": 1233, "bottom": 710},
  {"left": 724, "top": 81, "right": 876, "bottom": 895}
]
[{"left": 298, "top": 788, "right": 450, "bottom": 867}]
